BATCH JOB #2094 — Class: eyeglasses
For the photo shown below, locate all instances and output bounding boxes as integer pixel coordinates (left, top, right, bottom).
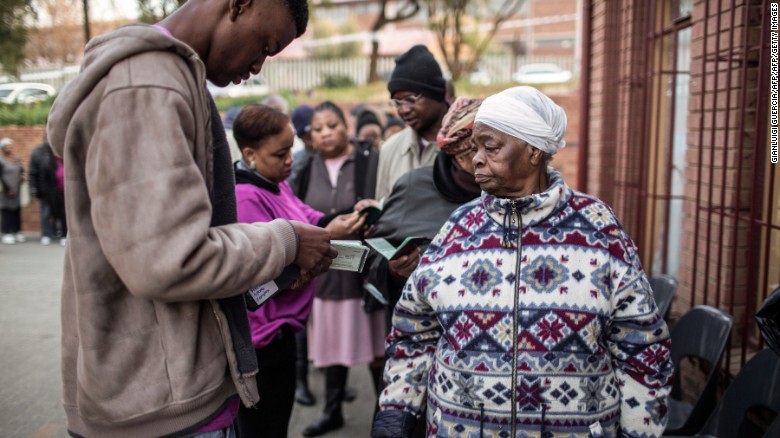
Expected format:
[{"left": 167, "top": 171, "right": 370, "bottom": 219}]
[{"left": 389, "top": 94, "right": 423, "bottom": 109}]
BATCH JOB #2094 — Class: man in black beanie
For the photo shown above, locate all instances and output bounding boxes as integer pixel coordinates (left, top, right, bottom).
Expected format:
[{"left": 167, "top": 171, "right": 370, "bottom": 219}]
[{"left": 375, "top": 45, "right": 449, "bottom": 201}]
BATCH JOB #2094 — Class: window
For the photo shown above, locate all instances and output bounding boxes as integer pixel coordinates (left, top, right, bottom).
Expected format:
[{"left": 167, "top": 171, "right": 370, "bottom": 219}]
[{"left": 641, "top": 1, "right": 692, "bottom": 278}]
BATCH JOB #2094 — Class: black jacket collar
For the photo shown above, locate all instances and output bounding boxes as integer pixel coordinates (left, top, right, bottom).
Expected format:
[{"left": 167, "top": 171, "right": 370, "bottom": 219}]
[
  {"left": 432, "top": 151, "right": 480, "bottom": 203},
  {"left": 233, "top": 161, "right": 280, "bottom": 194}
]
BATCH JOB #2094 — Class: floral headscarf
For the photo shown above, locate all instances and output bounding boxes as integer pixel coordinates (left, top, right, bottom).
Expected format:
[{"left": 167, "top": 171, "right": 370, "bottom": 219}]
[{"left": 436, "top": 97, "right": 482, "bottom": 156}]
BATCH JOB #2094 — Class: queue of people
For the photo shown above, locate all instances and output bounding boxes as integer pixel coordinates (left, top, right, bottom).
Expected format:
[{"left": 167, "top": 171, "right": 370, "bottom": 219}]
[
  {"left": 31, "top": 0, "right": 671, "bottom": 434},
  {"left": 0, "top": 136, "right": 67, "bottom": 246},
  {"left": 0, "top": 137, "right": 26, "bottom": 244},
  {"left": 211, "top": 84, "right": 670, "bottom": 437},
  {"left": 372, "top": 86, "right": 672, "bottom": 438}
]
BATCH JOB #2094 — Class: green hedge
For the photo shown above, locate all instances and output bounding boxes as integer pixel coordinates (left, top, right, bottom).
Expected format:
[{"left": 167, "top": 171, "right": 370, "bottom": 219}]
[
  {"left": 0, "top": 100, "right": 54, "bottom": 126},
  {"left": 213, "top": 91, "right": 300, "bottom": 112},
  {"left": 0, "top": 93, "right": 304, "bottom": 127}
]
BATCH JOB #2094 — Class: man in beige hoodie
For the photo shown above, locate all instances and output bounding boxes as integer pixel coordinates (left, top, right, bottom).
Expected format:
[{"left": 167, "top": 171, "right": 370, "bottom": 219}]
[{"left": 46, "top": 0, "right": 335, "bottom": 436}]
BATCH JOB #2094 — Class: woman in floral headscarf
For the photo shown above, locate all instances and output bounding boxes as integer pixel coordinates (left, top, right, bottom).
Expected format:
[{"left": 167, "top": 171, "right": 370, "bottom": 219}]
[
  {"left": 362, "top": 96, "right": 483, "bottom": 438},
  {"left": 373, "top": 87, "right": 672, "bottom": 438},
  {"left": 364, "top": 96, "right": 484, "bottom": 331}
]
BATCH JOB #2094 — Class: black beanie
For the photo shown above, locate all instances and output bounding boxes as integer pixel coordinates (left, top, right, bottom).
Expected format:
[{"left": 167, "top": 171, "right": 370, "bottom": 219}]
[
  {"left": 384, "top": 116, "right": 405, "bottom": 130},
  {"left": 388, "top": 45, "right": 446, "bottom": 103},
  {"left": 356, "top": 110, "right": 382, "bottom": 135}
]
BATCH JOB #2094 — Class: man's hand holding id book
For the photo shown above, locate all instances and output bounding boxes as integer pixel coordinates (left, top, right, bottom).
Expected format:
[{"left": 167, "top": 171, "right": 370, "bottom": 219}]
[
  {"left": 329, "top": 240, "right": 369, "bottom": 272},
  {"left": 245, "top": 240, "right": 370, "bottom": 311}
]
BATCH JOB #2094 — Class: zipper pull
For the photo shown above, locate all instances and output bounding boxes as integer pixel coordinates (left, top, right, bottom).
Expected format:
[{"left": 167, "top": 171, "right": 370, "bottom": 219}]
[{"left": 510, "top": 200, "right": 517, "bottom": 224}]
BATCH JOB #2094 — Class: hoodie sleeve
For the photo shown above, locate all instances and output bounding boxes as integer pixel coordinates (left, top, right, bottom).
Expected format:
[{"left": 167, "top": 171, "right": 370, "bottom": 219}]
[
  {"left": 376, "top": 266, "right": 441, "bottom": 428},
  {"left": 606, "top": 230, "right": 673, "bottom": 437},
  {"left": 85, "top": 86, "right": 297, "bottom": 302}
]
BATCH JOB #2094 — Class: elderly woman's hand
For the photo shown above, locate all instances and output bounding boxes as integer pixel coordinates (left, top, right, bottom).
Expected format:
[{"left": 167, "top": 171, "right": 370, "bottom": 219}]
[
  {"left": 325, "top": 211, "right": 366, "bottom": 239},
  {"left": 388, "top": 246, "right": 421, "bottom": 285}
]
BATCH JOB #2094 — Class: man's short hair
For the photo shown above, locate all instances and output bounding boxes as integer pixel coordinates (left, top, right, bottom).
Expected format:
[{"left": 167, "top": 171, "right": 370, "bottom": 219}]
[{"left": 282, "top": 0, "right": 309, "bottom": 38}]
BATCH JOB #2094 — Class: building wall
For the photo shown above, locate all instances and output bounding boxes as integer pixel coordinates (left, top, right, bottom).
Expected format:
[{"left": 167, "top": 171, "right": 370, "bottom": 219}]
[
  {"left": 678, "top": 0, "right": 763, "bottom": 329},
  {"left": 304, "top": 0, "right": 578, "bottom": 59},
  {"left": 583, "top": 0, "right": 616, "bottom": 201},
  {"left": 583, "top": 0, "right": 771, "bottom": 358}
]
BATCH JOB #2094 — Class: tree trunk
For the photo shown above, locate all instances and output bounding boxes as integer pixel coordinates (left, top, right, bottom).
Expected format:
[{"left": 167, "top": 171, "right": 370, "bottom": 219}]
[
  {"left": 368, "top": 37, "right": 381, "bottom": 83},
  {"left": 367, "top": 0, "right": 419, "bottom": 83},
  {"left": 81, "top": 0, "right": 91, "bottom": 44},
  {"left": 367, "top": 13, "right": 387, "bottom": 84}
]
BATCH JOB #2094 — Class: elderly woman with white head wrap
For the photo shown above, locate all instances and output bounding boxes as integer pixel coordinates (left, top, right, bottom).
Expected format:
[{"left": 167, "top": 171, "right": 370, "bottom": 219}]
[{"left": 373, "top": 87, "right": 672, "bottom": 438}]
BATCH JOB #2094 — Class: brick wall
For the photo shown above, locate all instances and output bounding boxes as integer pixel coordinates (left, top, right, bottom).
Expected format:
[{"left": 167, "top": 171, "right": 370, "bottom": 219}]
[
  {"left": 0, "top": 126, "right": 47, "bottom": 235},
  {"left": 584, "top": 0, "right": 766, "bottom": 346},
  {"left": 547, "top": 92, "right": 579, "bottom": 190},
  {"left": 676, "top": 0, "right": 763, "bottom": 338},
  {"left": 584, "top": 0, "right": 614, "bottom": 202}
]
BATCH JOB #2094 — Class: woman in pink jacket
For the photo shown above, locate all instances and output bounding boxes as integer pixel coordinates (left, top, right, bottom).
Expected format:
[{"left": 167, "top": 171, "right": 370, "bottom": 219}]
[{"left": 231, "top": 104, "right": 365, "bottom": 438}]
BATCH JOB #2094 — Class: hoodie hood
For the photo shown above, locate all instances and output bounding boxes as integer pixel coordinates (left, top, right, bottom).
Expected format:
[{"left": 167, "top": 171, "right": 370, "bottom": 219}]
[{"left": 47, "top": 24, "right": 205, "bottom": 157}]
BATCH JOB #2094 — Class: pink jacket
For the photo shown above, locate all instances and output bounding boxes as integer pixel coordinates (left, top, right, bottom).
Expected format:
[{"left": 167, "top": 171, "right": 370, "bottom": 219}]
[{"left": 236, "top": 178, "right": 324, "bottom": 348}]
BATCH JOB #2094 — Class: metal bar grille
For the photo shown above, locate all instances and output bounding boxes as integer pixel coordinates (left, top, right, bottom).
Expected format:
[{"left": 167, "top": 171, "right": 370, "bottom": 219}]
[{"left": 588, "top": 0, "right": 776, "bottom": 375}]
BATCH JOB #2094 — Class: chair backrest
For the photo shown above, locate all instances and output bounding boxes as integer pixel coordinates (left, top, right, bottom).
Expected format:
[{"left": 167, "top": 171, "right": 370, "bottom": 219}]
[
  {"left": 764, "top": 415, "right": 780, "bottom": 438},
  {"left": 700, "top": 348, "right": 780, "bottom": 438},
  {"left": 650, "top": 274, "right": 678, "bottom": 320},
  {"left": 668, "top": 305, "right": 733, "bottom": 431},
  {"left": 756, "top": 286, "right": 780, "bottom": 356}
]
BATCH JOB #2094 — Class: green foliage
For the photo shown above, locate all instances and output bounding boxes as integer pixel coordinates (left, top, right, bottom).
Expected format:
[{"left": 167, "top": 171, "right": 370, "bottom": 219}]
[
  {"left": 0, "top": 0, "right": 36, "bottom": 77},
  {"left": 137, "top": 0, "right": 187, "bottom": 23},
  {"left": 0, "top": 100, "right": 53, "bottom": 126},
  {"left": 321, "top": 74, "right": 355, "bottom": 89}
]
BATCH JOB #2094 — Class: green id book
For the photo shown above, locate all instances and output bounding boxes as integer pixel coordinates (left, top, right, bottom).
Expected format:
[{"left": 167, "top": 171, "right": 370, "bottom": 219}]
[
  {"left": 364, "top": 236, "right": 431, "bottom": 261},
  {"left": 359, "top": 206, "right": 383, "bottom": 226}
]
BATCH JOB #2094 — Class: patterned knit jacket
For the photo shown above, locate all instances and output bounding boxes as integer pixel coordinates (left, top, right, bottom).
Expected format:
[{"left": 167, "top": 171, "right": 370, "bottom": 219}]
[{"left": 376, "top": 170, "right": 672, "bottom": 438}]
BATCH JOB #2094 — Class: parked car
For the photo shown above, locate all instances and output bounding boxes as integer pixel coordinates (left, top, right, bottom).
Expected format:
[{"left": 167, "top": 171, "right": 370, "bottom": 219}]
[
  {"left": 468, "top": 66, "right": 492, "bottom": 85},
  {"left": 511, "top": 64, "right": 573, "bottom": 84},
  {"left": 0, "top": 82, "right": 55, "bottom": 104},
  {"left": 207, "top": 75, "right": 270, "bottom": 99}
]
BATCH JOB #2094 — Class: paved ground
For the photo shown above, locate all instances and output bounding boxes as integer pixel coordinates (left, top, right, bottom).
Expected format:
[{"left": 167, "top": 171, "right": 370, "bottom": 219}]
[{"left": 0, "top": 234, "right": 375, "bottom": 438}]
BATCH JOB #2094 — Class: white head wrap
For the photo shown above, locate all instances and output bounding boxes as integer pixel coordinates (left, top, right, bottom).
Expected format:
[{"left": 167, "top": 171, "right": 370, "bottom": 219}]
[{"left": 474, "top": 86, "right": 566, "bottom": 155}]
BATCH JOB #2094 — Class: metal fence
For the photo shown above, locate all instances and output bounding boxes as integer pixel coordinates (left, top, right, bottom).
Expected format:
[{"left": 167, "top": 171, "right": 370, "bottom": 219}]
[{"left": 6, "top": 54, "right": 576, "bottom": 93}]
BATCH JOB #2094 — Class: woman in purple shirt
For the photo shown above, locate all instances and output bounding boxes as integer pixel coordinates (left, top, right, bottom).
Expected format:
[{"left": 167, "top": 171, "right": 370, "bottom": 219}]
[{"left": 231, "top": 104, "right": 364, "bottom": 437}]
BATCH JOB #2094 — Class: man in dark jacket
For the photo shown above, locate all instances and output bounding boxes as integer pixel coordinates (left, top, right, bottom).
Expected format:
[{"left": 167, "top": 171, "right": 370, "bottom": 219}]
[{"left": 28, "top": 141, "right": 58, "bottom": 245}]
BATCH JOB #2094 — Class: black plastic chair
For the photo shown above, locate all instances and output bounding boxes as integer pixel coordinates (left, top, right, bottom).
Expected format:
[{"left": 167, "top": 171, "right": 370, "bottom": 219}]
[
  {"left": 664, "top": 306, "right": 733, "bottom": 436},
  {"left": 756, "top": 286, "right": 780, "bottom": 356},
  {"left": 650, "top": 274, "right": 678, "bottom": 320},
  {"left": 764, "top": 415, "right": 780, "bottom": 438},
  {"left": 665, "top": 348, "right": 780, "bottom": 438}
]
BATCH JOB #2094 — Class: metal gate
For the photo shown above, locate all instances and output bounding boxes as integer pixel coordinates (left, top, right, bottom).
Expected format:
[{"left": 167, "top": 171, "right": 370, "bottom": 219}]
[{"left": 583, "top": 0, "right": 776, "bottom": 374}]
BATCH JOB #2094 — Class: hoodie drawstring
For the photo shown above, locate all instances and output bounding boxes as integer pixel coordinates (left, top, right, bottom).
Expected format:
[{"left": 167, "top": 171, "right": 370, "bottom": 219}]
[
  {"left": 502, "top": 201, "right": 517, "bottom": 248},
  {"left": 479, "top": 403, "right": 485, "bottom": 438}
]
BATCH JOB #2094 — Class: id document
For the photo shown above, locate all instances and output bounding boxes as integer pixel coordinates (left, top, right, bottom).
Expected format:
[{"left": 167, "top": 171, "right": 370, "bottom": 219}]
[{"left": 330, "top": 240, "right": 369, "bottom": 273}]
